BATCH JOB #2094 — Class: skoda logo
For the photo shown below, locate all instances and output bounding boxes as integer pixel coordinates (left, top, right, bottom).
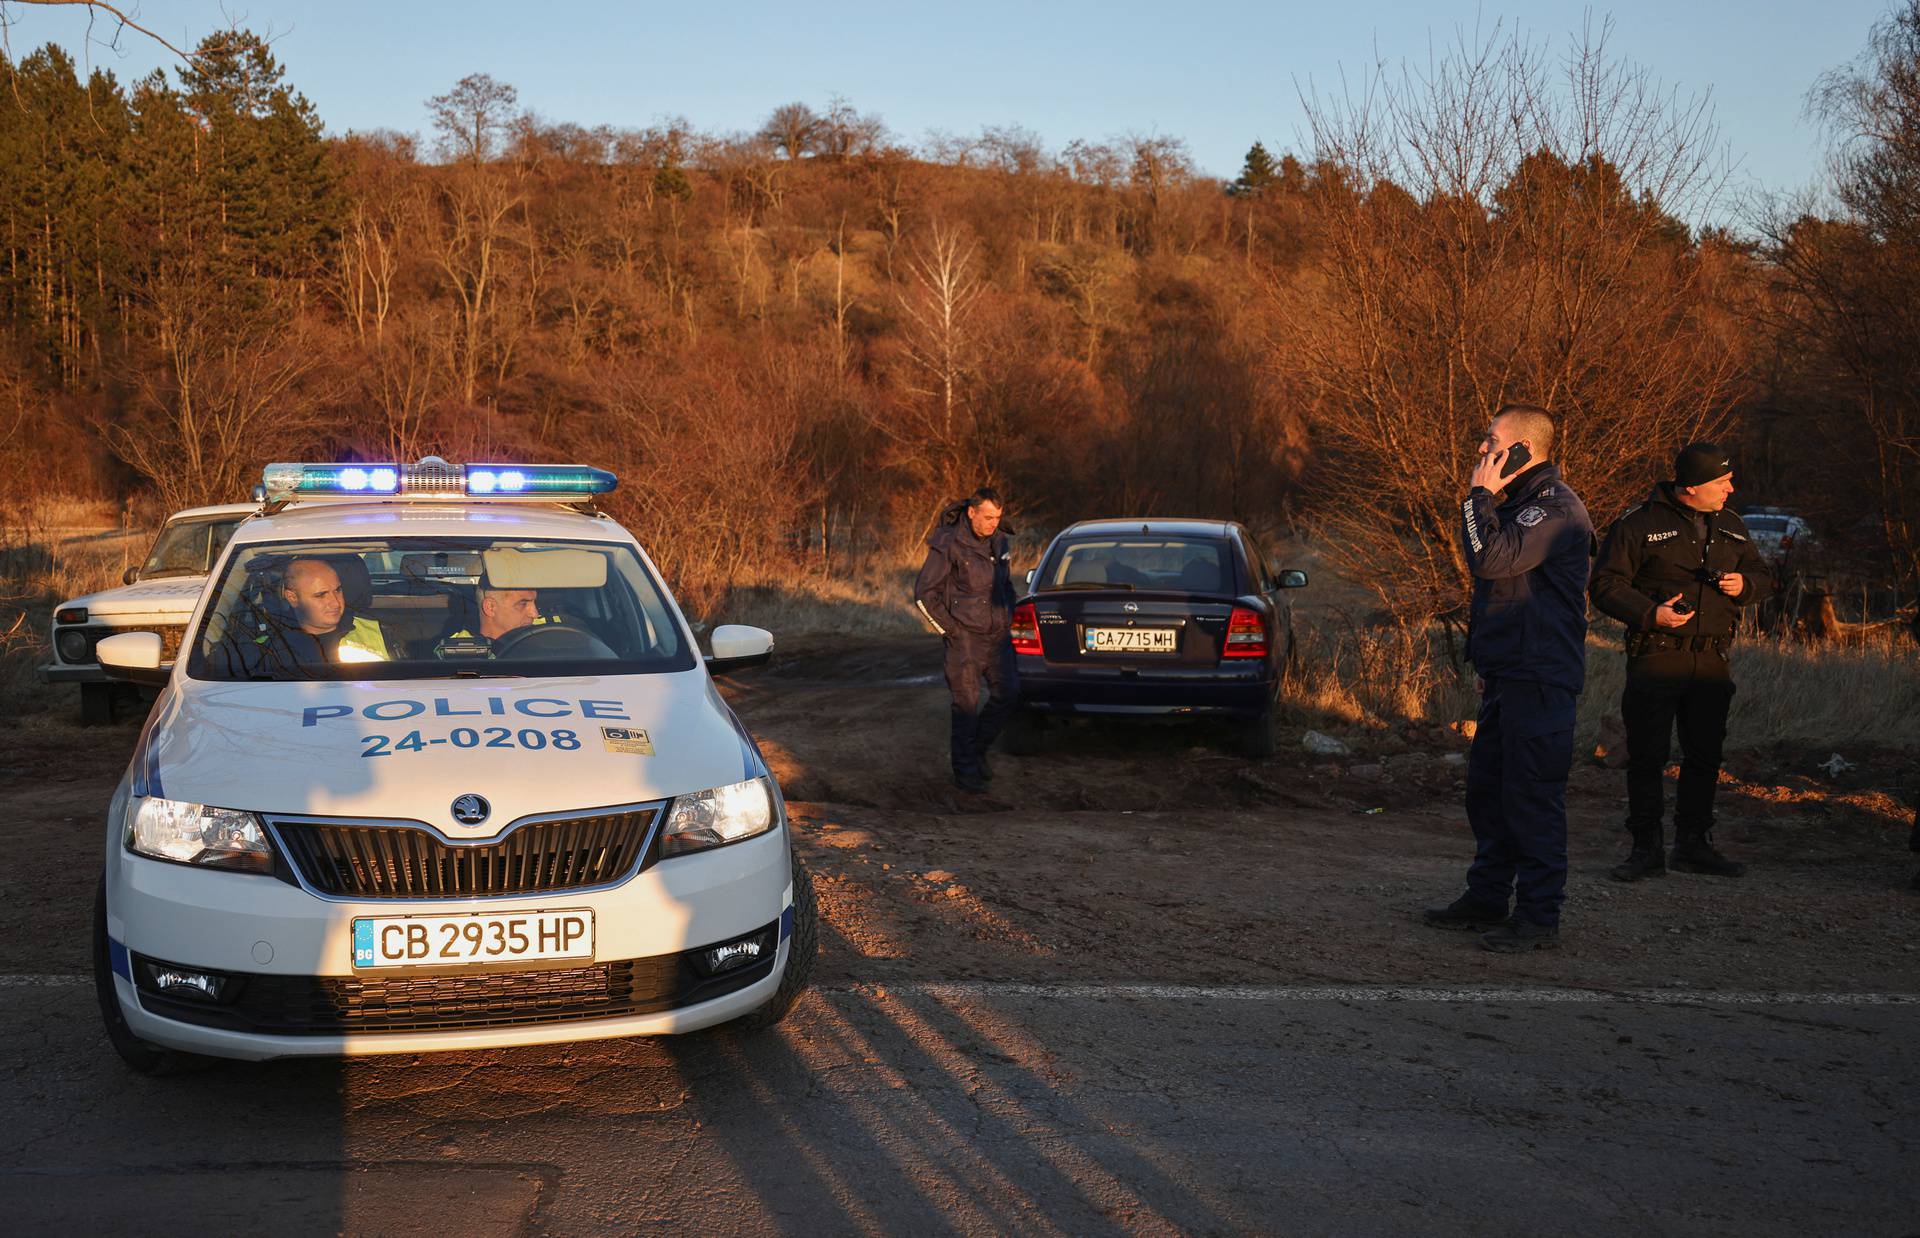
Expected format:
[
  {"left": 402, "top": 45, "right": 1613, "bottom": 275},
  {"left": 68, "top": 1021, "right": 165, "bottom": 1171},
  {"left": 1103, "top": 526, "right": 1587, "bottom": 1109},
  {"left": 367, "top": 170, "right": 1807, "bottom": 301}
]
[
  {"left": 451, "top": 794, "right": 491, "bottom": 826},
  {"left": 1123, "top": 601, "right": 1139, "bottom": 613}
]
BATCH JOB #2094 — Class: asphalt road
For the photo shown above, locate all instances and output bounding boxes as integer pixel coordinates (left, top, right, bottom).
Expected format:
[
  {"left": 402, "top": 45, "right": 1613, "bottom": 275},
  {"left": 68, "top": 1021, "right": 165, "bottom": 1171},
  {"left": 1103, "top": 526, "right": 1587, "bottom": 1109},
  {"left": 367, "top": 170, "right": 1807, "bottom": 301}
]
[{"left": 2, "top": 975, "right": 1915, "bottom": 1235}]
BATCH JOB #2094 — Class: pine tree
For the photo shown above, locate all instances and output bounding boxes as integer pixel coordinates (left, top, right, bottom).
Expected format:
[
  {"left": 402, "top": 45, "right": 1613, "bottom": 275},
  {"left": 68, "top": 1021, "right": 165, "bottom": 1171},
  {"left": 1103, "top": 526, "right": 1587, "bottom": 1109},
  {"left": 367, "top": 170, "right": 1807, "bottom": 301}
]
[{"left": 1233, "top": 141, "right": 1279, "bottom": 197}]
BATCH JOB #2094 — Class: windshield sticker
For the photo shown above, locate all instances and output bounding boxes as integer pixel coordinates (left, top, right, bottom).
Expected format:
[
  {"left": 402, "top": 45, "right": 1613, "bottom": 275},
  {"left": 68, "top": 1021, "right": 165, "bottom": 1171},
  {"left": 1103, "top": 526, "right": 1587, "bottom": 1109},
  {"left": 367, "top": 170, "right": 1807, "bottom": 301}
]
[{"left": 601, "top": 726, "right": 655, "bottom": 755}]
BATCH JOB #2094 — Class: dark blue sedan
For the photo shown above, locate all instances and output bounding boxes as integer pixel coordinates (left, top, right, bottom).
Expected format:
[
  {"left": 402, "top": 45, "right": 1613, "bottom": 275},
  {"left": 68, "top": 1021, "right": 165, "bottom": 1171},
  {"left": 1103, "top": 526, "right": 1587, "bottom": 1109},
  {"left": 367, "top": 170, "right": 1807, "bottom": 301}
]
[{"left": 1003, "top": 519, "right": 1307, "bottom": 757}]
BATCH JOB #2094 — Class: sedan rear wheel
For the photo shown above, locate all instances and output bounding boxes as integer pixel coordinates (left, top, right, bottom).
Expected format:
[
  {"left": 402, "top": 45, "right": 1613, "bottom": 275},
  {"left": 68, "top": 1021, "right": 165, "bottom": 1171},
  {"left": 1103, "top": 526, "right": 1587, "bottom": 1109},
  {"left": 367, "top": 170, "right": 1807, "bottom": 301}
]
[{"left": 1238, "top": 707, "right": 1277, "bottom": 759}]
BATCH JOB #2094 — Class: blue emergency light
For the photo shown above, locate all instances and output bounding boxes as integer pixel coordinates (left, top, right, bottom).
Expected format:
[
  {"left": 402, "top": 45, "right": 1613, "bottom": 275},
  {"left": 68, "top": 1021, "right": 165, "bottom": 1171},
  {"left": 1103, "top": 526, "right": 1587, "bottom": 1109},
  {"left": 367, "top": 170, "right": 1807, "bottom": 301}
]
[{"left": 261, "top": 458, "right": 617, "bottom": 502}]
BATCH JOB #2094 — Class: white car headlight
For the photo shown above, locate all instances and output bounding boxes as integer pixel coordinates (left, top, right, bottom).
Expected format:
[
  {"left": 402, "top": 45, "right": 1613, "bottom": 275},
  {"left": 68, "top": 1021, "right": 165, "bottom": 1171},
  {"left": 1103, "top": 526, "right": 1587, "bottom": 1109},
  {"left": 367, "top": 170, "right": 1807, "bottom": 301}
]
[
  {"left": 661, "top": 777, "right": 776, "bottom": 857},
  {"left": 128, "top": 797, "right": 273, "bottom": 873}
]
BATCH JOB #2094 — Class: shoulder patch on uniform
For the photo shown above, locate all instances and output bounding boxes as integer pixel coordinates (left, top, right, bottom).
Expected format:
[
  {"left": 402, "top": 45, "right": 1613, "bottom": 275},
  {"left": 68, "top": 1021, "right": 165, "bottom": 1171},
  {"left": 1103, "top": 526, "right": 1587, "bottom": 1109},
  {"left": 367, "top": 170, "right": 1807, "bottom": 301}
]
[
  {"left": 1646, "top": 530, "right": 1677, "bottom": 542},
  {"left": 1516, "top": 506, "right": 1546, "bottom": 527}
]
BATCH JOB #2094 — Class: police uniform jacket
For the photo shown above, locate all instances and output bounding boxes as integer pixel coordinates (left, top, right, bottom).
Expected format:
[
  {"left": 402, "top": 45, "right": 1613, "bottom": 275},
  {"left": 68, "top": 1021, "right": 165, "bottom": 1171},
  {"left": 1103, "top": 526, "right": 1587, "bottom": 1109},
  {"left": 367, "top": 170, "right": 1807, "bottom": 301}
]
[
  {"left": 1458, "top": 462, "right": 1596, "bottom": 694},
  {"left": 913, "top": 500, "right": 1015, "bottom": 638},
  {"left": 1590, "top": 484, "right": 1774, "bottom": 641}
]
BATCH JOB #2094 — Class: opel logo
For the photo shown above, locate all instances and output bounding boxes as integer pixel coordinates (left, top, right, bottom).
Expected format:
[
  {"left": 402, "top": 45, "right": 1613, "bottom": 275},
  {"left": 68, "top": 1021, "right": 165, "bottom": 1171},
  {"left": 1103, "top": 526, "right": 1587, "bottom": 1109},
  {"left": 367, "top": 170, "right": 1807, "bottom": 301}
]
[
  {"left": 451, "top": 794, "right": 491, "bottom": 826},
  {"left": 1123, "top": 601, "right": 1139, "bottom": 613}
]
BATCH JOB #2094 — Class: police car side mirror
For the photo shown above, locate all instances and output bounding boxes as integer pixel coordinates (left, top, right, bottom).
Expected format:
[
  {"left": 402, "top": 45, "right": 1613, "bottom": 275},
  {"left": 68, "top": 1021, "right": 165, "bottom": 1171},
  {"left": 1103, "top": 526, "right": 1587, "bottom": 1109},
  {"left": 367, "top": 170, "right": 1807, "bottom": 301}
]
[
  {"left": 96, "top": 631, "right": 169, "bottom": 687},
  {"left": 122, "top": 565, "right": 140, "bottom": 586},
  {"left": 706, "top": 624, "right": 774, "bottom": 677},
  {"left": 1025, "top": 569, "right": 1036, "bottom": 587},
  {"left": 1277, "top": 569, "right": 1309, "bottom": 589}
]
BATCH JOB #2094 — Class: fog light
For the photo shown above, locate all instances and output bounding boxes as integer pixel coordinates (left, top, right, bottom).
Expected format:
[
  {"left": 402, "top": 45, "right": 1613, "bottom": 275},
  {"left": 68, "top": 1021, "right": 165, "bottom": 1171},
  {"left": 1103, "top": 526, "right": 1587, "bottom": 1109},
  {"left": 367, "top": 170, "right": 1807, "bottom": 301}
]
[
  {"left": 139, "top": 962, "right": 227, "bottom": 1002},
  {"left": 692, "top": 926, "right": 776, "bottom": 976},
  {"left": 56, "top": 629, "right": 91, "bottom": 663}
]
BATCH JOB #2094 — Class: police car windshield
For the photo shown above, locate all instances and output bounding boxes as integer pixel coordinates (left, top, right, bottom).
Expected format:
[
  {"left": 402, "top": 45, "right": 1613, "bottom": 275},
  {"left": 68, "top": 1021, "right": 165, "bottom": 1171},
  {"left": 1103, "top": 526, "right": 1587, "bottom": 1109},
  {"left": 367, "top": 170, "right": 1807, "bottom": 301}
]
[
  {"left": 186, "top": 537, "right": 697, "bottom": 681},
  {"left": 1044, "top": 538, "right": 1233, "bottom": 594},
  {"left": 141, "top": 518, "right": 243, "bottom": 580}
]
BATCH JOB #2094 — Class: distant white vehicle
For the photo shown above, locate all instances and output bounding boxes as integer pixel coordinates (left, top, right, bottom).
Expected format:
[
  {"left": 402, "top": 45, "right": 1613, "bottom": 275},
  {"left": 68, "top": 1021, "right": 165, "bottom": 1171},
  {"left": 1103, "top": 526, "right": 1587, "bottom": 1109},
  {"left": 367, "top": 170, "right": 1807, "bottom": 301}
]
[
  {"left": 41, "top": 503, "right": 259, "bottom": 724},
  {"left": 1738, "top": 507, "right": 1816, "bottom": 562}
]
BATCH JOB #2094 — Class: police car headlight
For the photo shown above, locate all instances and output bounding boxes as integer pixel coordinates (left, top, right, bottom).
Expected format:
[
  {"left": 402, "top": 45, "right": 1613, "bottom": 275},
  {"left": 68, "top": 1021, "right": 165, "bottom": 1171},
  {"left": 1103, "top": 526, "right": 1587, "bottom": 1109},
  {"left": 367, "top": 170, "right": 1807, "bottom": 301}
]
[
  {"left": 661, "top": 777, "right": 775, "bottom": 857},
  {"left": 128, "top": 797, "right": 273, "bottom": 873}
]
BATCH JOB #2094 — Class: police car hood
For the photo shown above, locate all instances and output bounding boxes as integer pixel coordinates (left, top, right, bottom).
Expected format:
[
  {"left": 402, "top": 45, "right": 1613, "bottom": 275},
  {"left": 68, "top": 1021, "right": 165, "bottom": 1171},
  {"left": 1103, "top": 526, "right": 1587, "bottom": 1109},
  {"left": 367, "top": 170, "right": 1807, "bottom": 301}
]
[
  {"left": 144, "top": 672, "right": 763, "bottom": 834},
  {"left": 66, "top": 576, "right": 207, "bottom": 619}
]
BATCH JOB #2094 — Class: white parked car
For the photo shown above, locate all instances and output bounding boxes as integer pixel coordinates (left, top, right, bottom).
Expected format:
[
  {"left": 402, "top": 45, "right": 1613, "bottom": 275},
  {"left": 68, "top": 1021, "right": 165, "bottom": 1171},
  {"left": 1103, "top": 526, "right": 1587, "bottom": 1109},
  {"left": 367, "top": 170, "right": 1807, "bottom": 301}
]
[
  {"left": 1738, "top": 507, "right": 1816, "bottom": 562},
  {"left": 42, "top": 503, "right": 258, "bottom": 724},
  {"left": 93, "top": 458, "right": 813, "bottom": 1071}
]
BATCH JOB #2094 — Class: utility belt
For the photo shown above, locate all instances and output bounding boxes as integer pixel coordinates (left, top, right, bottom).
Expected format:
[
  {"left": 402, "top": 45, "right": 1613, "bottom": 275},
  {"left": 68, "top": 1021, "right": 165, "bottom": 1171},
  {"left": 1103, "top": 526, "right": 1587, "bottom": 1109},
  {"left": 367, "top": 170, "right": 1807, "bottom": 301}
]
[{"left": 1626, "top": 631, "right": 1728, "bottom": 658}]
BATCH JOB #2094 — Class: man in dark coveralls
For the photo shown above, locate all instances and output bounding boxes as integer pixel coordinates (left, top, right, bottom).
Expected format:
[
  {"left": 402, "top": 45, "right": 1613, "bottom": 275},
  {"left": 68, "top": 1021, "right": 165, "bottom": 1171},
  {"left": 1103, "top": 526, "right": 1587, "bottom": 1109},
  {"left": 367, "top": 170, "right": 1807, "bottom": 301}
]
[
  {"left": 1590, "top": 442, "right": 1775, "bottom": 881},
  {"left": 914, "top": 488, "right": 1017, "bottom": 793},
  {"left": 1425, "top": 405, "right": 1596, "bottom": 952}
]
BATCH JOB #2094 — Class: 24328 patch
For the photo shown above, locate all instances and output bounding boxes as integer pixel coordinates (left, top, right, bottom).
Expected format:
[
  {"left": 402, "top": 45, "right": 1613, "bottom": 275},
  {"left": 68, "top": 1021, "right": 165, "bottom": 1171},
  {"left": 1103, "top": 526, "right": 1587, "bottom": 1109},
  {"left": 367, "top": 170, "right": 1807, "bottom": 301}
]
[{"left": 1516, "top": 506, "right": 1547, "bottom": 527}]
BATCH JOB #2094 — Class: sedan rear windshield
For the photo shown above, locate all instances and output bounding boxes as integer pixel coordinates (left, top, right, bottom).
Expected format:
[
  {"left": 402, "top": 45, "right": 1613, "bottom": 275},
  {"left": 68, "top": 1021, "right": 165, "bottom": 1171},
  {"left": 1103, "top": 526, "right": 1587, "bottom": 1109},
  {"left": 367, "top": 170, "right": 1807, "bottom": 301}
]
[
  {"left": 1042, "top": 538, "right": 1235, "bottom": 593},
  {"left": 187, "top": 536, "right": 696, "bottom": 681}
]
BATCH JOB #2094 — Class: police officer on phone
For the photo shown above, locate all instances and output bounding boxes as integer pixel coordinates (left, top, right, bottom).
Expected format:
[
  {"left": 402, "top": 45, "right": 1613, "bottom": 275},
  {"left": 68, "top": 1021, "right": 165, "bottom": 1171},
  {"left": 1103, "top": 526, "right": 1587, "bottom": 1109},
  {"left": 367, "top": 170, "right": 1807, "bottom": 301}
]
[
  {"left": 1590, "top": 441, "right": 1774, "bottom": 881},
  {"left": 1425, "top": 404, "right": 1595, "bottom": 952}
]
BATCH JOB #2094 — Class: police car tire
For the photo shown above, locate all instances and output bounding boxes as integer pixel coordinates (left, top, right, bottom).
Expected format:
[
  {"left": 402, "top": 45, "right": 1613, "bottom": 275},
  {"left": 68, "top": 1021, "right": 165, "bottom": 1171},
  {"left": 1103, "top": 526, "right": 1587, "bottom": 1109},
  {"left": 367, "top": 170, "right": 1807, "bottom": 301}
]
[
  {"left": 1000, "top": 710, "right": 1044, "bottom": 756},
  {"left": 724, "top": 857, "right": 818, "bottom": 1035},
  {"left": 92, "top": 877, "right": 215, "bottom": 1076}
]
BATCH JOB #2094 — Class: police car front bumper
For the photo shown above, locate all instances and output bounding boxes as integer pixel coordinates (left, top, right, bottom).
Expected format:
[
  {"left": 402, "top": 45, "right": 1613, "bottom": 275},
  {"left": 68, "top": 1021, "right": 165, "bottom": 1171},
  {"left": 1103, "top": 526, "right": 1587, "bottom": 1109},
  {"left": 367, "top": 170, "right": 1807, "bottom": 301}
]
[{"left": 102, "top": 828, "right": 795, "bottom": 1060}]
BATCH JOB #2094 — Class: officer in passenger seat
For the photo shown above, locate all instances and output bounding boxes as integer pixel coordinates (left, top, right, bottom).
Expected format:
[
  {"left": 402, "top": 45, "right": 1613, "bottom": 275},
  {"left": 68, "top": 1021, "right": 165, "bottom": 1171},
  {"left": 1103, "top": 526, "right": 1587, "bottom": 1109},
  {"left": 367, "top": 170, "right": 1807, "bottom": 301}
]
[{"left": 276, "top": 557, "right": 390, "bottom": 663}]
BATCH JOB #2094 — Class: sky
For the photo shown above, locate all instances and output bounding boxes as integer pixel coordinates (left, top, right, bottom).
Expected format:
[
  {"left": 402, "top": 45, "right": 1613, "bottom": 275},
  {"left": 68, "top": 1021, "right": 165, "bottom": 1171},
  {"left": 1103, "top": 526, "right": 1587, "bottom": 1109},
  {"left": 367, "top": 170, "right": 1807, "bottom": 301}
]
[{"left": 6, "top": 0, "right": 1895, "bottom": 205}]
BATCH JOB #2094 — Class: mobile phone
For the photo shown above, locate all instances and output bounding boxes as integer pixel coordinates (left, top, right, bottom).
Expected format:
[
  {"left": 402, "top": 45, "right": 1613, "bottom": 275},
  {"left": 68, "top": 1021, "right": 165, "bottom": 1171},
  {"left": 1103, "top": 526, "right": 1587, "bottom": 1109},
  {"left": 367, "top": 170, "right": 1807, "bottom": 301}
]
[{"left": 1499, "top": 442, "right": 1532, "bottom": 479}]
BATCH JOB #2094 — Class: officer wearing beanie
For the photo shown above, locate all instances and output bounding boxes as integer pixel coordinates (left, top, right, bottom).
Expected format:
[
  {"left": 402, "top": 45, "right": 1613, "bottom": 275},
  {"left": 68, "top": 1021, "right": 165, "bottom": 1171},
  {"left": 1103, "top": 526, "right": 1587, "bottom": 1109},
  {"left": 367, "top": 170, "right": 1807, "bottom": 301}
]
[{"left": 1590, "top": 442, "right": 1774, "bottom": 881}]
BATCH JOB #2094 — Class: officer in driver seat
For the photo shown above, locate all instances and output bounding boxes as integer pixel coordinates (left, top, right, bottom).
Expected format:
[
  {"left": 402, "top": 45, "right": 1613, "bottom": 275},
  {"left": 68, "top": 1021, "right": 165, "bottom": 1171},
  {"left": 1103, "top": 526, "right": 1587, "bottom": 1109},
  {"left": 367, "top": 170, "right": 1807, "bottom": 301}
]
[{"left": 434, "top": 582, "right": 557, "bottom": 658}]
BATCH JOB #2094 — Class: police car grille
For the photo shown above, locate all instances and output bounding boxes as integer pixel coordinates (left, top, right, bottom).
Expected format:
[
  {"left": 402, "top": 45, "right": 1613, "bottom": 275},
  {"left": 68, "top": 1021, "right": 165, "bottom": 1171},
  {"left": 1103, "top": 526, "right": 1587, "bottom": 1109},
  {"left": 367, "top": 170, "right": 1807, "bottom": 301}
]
[{"left": 273, "top": 810, "right": 658, "bottom": 898}]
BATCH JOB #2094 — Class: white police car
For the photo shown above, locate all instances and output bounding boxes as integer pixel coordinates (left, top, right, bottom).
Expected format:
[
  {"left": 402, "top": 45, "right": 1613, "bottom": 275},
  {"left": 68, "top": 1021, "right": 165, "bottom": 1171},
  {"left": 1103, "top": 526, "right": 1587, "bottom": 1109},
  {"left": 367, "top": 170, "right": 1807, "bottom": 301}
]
[{"left": 92, "top": 458, "right": 815, "bottom": 1070}]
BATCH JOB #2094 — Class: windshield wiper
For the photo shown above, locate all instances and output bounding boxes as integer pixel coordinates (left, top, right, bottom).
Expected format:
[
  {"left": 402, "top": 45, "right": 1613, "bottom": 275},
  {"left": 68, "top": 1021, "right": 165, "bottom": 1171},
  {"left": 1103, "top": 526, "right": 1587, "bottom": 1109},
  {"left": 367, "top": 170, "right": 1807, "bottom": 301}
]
[{"left": 451, "top": 668, "right": 524, "bottom": 678}]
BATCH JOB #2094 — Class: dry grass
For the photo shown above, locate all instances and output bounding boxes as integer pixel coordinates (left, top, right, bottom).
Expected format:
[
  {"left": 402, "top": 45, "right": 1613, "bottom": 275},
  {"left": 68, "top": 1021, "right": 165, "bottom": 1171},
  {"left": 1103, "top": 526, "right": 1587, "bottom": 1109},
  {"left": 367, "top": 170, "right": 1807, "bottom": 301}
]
[
  {"left": 1282, "top": 619, "right": 1920, "bottom": 754},
  {"left": 706, "top": 557, "right": 928, "bottom": 637},
  {"left": 0, "top": 526, "right": 146, "bottom": 720}
]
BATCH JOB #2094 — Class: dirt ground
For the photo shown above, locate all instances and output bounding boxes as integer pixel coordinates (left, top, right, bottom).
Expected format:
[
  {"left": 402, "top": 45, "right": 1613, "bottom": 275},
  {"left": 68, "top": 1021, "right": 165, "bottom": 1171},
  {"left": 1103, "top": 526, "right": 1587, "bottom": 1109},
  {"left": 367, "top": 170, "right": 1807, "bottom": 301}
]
[{"left": 10, "top": 634, "right": 1910, "bottom": 997}]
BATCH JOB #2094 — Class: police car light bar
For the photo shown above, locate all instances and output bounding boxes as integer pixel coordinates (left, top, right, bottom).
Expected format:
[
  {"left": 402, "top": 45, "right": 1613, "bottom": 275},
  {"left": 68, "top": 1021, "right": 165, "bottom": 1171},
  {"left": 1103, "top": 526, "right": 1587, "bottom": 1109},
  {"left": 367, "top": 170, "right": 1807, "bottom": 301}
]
[{"left": 261, "top": 459, "right": 617, "bottom": 503}]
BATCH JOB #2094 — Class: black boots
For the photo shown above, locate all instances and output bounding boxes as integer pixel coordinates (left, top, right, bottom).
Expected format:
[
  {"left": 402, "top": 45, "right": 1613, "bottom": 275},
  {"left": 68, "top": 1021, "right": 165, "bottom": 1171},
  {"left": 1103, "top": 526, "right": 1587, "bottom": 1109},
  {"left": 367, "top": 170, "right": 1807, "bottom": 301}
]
[
  {"left": 1671, "top": 829, "right": 1746, "bottom": 877},
  {"left": 1610, "top": 842, "right": 1667, "bottom": 882},
  {"left": 1423, "top": 896, "right": 1510, "bottom": 931},
  {"left": 1479, "top": 920, "right": 1560, "bottom": 952}
]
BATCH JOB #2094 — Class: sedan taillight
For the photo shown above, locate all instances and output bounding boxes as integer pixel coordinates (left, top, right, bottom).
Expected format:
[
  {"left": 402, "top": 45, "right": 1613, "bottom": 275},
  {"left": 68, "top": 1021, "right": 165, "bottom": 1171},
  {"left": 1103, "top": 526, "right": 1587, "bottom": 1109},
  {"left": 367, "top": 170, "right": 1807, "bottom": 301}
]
[
  {"left": 1222, "top": 606, "right": 1268, "bottom": 658},
  {"left": 1011, "top": 603, "right": 1042, "bottom": 655}
]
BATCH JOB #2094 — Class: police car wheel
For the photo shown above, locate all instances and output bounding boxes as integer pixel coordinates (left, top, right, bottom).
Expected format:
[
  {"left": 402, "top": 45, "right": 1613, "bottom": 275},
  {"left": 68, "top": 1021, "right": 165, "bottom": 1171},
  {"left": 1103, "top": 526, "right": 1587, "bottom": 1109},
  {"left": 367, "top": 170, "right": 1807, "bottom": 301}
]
[
  {"left": 999, "top": 709, "right": 1044, "bottom": 756},
  {"left": 92, "top": 877, "right": 214, "bottom": 1076},
  {"left": 723, "top": 857, "right": 818, "bottom": 1035}
]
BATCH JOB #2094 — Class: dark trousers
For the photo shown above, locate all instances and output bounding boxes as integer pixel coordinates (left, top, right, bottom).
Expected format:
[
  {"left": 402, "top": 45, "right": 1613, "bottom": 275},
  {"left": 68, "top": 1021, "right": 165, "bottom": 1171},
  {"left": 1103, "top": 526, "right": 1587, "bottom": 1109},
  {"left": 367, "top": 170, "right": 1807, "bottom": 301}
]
[
  {"left": 1464, "top": 677, "right": 1576, "bottom": 926},
  {"left": 1621, "top": 650, "right": 1735, "bottom": 844},
  {"left": 946, "top": 633, "right": 1017, "bottom": 776}
]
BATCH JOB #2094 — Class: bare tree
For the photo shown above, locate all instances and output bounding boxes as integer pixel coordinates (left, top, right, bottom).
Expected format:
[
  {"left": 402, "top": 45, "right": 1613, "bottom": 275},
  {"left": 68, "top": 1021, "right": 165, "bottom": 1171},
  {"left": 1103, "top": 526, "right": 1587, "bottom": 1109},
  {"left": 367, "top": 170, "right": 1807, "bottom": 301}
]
[
  {"left": 427, "top": 73, "right": 520, "bottom": 165},
  {"left": 893, "top": 221, "right": 984, "bottom": 460},
  {"left": 759, "top": 102, "right": 820, "bottom": 160},
  {"left": 1284, "top": 19, "right": 1736, "bottom": 629}
]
